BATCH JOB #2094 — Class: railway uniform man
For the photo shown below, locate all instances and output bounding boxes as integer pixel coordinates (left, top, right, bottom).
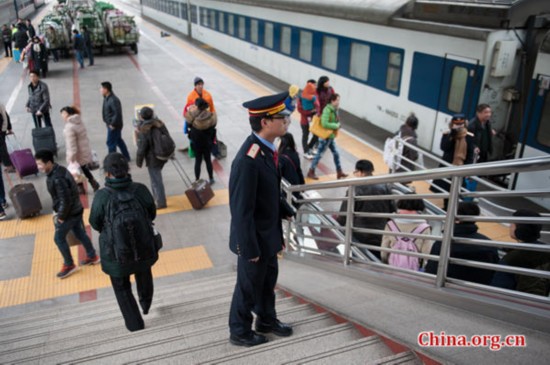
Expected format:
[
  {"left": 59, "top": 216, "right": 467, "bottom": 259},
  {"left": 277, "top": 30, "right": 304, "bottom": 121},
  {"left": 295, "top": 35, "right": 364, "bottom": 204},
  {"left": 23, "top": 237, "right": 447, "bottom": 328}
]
[{"left": 228, "top": 92, "right": 294, "bottom": 347}]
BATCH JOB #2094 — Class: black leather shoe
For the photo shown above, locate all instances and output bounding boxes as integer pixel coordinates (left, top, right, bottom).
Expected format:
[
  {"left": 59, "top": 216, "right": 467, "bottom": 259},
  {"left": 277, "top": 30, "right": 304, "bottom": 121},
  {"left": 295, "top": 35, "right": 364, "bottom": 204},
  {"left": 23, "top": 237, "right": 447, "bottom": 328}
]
[
  {"left": 255, "top": 319, "right": 293, "bottom": 337},
  {"left": 229, "top": 332, "right": 268, "bottom": 347}
]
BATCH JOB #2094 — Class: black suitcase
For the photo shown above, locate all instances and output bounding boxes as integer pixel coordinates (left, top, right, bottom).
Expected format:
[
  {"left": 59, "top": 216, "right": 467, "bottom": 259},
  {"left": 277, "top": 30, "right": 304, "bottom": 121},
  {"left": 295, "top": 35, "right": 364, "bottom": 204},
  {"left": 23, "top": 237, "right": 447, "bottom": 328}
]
[
  {"left": 9, "top": 183, "right": 42, "bottom": 218},
  {"left": 171, "top": 158, "right": 214, "bottom": 210},
  {"left": 32, "top": 127, "right": 57, "bottom": 156}
]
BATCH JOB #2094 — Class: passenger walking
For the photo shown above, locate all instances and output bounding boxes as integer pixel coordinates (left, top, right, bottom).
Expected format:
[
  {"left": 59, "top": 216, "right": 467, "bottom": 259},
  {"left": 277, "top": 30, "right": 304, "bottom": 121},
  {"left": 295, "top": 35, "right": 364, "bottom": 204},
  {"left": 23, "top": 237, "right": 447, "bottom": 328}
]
[
  {"left": 13, "top": 24, "right": 28, "bottom": 62},
  {"left": 315, "top": 75, "right": 335, "bottom": 116},
  {"left": 0, "top": 103, "right": 15, "bottom": 173},
  {"left": 185, "top": 98, "right": 217, "bottom": 184},
  {"left": 72, "top": 29, "right": 85, "bottom": 69},
  {"left": 136, "top": 106, "right": 171, "bottom": 209},
  {"left": 34, "top": 150, "right": 100, "bottom": 279},
  {"left": 298, "top": 79, "right": 317, "bottom": 158},
  {"left": 81, "top": 26, "right": 94, "bottom": 66},
  {"left": 468, "top": 103, "right": 496, "bottom": 163},
  {"left": 89, "top": 153, "right": 159, "bottom": 332},
  {"left": 394, "top": 113, "right": 419, "bottom": 174},
  {"left": 100, "top": 81, "right": 131, "bottom": 161},
  {"left": 425, "top": 202, "right": 499, "bottom": 285},
  {"left": 337, "top": 160, "right": 394, "bottom": 259},
  {"left": 307, "top": 94, "right": 348, "bottom": 180},
  {"left": 28, "top": 36, "right": 48, "bottom": 78},
  {"left": 2, "top": 24, "right": 12, "bottom": 58},
  {"left": 491, "top": 210, "right": 550, "bottom": 296},
  {"left": 26, "top": 70, "right": 52, "bottom": 129},
  {"left": 60, "top": 106, "right": 100, "bottom": 192},
  {"left": 228, "top": 92, "right": 294, "bottom": 347}
]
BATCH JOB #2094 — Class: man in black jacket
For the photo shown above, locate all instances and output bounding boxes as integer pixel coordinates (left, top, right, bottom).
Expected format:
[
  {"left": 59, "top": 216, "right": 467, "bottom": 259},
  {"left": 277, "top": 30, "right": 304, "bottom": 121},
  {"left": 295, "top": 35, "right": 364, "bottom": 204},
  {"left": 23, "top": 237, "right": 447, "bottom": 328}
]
[
  {"left": 468, "top": 104, "right": 496, "bottom": 163},
  {"left": 35, "top": 150, "right": 100, "bottom": 279},
  {"left": 100, "top": 81, "right": 131, "bottom": 161}
]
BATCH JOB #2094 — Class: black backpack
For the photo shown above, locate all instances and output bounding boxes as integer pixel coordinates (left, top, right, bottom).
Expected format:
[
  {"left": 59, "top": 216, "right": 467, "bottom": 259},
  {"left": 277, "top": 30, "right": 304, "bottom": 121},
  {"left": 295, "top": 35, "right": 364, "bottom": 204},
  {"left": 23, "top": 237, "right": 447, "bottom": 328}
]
[
  {"left": 151, "top": 125, "right": 175, "bottom": 161},
  {"left": 104, "top": 186, "right": 156, "bottom": 264}
]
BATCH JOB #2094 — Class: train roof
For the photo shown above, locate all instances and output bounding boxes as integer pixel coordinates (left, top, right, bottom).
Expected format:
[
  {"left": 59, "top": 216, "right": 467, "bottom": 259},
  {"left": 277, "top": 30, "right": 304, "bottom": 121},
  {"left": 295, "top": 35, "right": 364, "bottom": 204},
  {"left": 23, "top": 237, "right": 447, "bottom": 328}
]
[{"left": 222, "top": 0, "right": 550, "bottom": 40}]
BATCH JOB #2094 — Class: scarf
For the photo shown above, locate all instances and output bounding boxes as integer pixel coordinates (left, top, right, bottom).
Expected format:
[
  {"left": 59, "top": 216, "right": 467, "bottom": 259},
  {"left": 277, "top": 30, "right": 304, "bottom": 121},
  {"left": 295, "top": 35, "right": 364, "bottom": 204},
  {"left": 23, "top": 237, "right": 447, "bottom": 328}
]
[
  {"left": 33, "top": 43, "right": 41, "bottom": 53},
  {"left": 452, "top": 128, "right": 468, "bottom": 166}
]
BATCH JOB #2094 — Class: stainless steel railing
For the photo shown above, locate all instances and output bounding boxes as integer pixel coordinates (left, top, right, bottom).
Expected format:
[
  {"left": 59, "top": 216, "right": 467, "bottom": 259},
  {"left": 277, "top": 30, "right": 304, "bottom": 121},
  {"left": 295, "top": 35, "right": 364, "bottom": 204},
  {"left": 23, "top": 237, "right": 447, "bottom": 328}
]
[{"left": 282, "top": 156, "right": 550, "bottom": 307}]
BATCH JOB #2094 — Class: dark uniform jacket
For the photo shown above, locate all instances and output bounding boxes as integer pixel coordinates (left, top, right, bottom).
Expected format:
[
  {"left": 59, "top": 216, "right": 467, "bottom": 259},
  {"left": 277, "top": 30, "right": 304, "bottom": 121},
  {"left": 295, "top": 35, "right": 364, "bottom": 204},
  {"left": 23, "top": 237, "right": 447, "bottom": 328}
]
[
  {"left": 229, "top": 134, "right": 284, "bottom": 260},
  {"left": 425, "top": 223, "right": 499, "bottom": 284},
  {"left": 46, "top": 164, "right": 83, "bottom": 221},
  {"left": 102, "top": 93, "right": 123, "bottom": 129},
  {"left": 136, "top": 118, "right": 168, "bottom": 169},
  {"left": 89, "top": 176, "right": 157, "bottom": 277}
]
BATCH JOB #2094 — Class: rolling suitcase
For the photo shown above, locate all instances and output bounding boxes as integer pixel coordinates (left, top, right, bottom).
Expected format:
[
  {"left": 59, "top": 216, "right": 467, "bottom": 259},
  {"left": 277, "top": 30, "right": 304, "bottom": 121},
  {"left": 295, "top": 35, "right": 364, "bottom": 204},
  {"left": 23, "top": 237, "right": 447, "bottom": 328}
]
[
  {"left": 171, "top": 158, "right": 214, "bottom": 210},
  {"left": 9, "top": 183, "right": 42, "bottom": 219},
  {"left": 32, "top": 127, "right": 57, "bottom": 156},
  {"left": 6, "top": 135, "right": 38, "bottom": 177}
]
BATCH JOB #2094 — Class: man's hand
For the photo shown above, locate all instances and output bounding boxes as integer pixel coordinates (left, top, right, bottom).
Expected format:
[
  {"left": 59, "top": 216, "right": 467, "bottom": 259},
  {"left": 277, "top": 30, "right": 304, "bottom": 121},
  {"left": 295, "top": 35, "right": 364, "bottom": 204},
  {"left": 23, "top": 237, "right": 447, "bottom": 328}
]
[
  {"left": 26, "top": 107, "right": 31, "bottom": 113},
  {"left": 491, "top": 128, "right": 497, "bottom": 136},
  {"left": 36, "top": 111, "right": 43, "bottom": 116},
  {"left": 109, "top": 125, "right": 115, "bottom": 130},
  {"left": 249, "top": 257, "right": 260, "bottom": 263}
]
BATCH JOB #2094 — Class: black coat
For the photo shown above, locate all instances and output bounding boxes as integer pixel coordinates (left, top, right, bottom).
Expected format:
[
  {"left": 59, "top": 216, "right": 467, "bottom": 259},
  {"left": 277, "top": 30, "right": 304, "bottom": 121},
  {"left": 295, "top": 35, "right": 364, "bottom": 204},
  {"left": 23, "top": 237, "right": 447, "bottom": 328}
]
[
  {"left": 46, "top": 164, "right": 84, "bottom": 221},
  {"left": 468, "top": 117, "right": 493, "bottom": 159},
  {"left": 13, "top": 29, "right": 28, "bottom": 50},
  {"left": 229, "top": 134, "right": 284, "bottom": 259},
  {"left": 102, "top": 93, "right": 123, "bottom": 129},
  {"left": 279, "top": 147, "right": 305, "bottom": 186},
  {"left": 425, "top": 223, "right": 499, "bottom": 285},
  {"left": 29, "top": 43, "right": 48, "bottom": 72},
  {"left": 440, "top": 130, "right": 476, "bottom": 166}
]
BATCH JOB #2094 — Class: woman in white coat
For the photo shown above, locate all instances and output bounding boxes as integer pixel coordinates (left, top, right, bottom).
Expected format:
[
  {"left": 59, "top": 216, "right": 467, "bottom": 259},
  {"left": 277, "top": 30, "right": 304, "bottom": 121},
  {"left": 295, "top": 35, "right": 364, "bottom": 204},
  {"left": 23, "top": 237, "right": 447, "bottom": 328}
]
[{"left": 60, "top": 106, "right": 100, "bottom": 192}]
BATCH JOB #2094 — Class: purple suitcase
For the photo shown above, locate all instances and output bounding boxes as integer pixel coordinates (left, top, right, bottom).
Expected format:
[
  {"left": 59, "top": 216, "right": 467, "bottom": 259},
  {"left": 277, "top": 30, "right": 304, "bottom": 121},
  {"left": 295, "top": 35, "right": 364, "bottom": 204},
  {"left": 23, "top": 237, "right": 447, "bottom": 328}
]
[{"left": 10, "top": 149, "right": 39, "bottom": 177}]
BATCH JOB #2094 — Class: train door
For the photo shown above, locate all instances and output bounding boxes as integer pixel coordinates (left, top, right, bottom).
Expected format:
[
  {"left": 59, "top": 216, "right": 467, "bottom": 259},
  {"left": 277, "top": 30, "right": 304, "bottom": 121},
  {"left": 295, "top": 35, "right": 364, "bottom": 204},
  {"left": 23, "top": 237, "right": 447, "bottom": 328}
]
[{"left": 430, "top": 55, "right": 482, "bottom": 152}]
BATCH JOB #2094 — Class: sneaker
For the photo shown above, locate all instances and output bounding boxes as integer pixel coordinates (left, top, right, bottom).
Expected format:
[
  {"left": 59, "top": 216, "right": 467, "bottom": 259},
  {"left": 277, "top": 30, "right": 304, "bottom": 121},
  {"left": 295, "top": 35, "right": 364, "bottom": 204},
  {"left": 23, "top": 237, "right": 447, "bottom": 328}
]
[
  {"left": 0, "top": 211, "right": 6, "bottom": 220},
  {"left": 1, "top": 202, "right": 8, "bottom": 210},
  {"left": 80, "top": 255, "right": 100, "bottom": 266},
  {"left": 304, "top": 153, "right": 314, "bottom": 160},
  {"left": 57, "top": 264, "right": 78, "bottom": 279}
]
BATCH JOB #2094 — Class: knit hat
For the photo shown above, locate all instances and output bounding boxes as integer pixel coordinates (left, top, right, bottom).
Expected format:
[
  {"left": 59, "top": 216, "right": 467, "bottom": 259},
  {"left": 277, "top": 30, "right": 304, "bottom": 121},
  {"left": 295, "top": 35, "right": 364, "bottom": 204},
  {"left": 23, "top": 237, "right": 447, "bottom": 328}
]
[
  {"left": 288, "top": 84, "right": 299, "bottom": 98},
  {"left": 194, "top": 77, "right": 204, "bottom": 85},
  {"left": 103, "top": 153, "right": 129, "bottom": 178}
]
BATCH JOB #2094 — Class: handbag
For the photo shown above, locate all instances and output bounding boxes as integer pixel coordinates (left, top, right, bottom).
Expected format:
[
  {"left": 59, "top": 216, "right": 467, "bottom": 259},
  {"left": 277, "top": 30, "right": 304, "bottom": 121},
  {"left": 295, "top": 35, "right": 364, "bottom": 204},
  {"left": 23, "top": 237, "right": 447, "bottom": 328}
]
[
  {"left": 309, "top": 115, "right": 336, "bottom": 140},
  {"left": 153, "top": 224, "right": 163, "bottom": 251}
]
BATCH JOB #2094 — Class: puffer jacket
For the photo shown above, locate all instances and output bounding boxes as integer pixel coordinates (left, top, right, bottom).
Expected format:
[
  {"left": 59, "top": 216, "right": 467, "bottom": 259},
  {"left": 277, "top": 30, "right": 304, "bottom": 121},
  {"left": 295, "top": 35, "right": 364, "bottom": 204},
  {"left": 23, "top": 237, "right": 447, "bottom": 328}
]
[
  {"left": 320, "top": 103, "right": 340, "bottom": 139},
  {"left": 63, "top": 114, "right": 93, "bottom": 166},
  {"left": 136, "top": 118, "right": 168, "bottom": 169},
  {"left": 185, "top": 108, "right": 217, "bottom": 131},
  {"left": 46, "top": 164, "right": 83, "bottom": 221},
  {"left": 26, "top": 81, "right": 50, "bottom": 114}
]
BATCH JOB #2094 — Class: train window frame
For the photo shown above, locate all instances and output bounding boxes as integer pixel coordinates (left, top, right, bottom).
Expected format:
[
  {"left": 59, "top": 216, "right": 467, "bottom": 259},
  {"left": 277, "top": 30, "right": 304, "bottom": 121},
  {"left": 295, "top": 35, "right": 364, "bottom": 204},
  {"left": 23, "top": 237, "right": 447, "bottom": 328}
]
[
  {"left": 349, "top": 42, "right": 370, "bottom": 81},
  {"left": 386, "top": 51, "right": 402, "bottom": 92},
  {"left": 299, "top": 30, "right": 312, "bottom": 62},
  {"left": 238, "top": 16, "right": 246, "bottom": 39},
  {"left": 228, "top": 14, "right": 235, "bottom": 36},
  {"left": 447, "top": 66, "right": 468, "bottom": 113},
  {"left": 218, "top": 12, "right": 225, "bottom": 32},
  {"left": 535, "top": 90, "right": 550, "bottom": 148},
  {"left": 281, "top": 26, "right": 291, "bottom": 55},
  {"left": 180, "top": 2, "right": 188, "bottom": 20},
  {"left": 250, "top": 19, "right": 259, "bottom": 44},
  {"left": 209, "top": 9, "right": 216, "bottom": 29},
  {"left": 264, "top": 22, "right": 274, "bottom": 49},
  {"left": 201, "top": 8, "right": 209, "bottom": 27},
  {"left": 322, "top": 36, "right": 338, "bottom": 71}
]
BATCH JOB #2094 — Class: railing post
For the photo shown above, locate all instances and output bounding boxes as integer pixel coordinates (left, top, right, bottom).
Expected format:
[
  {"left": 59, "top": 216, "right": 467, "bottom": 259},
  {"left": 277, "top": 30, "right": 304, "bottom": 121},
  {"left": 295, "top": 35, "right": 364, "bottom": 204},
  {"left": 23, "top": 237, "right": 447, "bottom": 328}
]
[
  {"left": 435, "top": 176, "right": 462, "bottom": 288},
  {"left": 343, "top": 186, "right": 355, "bottom": 266}
]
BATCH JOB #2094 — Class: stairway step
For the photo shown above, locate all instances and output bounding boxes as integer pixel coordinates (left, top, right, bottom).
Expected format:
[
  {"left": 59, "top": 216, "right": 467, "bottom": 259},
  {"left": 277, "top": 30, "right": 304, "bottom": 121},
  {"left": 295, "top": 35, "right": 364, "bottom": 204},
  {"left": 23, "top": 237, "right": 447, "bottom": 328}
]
[
  {"left": 50, "top": 305, "right": 324, "bottom": 364},
  {"left": 283, "top": 337, "right": 395, "bottom": 365},
  {"left": 368, "top": 351, "right": 422, "bottom": 365}
]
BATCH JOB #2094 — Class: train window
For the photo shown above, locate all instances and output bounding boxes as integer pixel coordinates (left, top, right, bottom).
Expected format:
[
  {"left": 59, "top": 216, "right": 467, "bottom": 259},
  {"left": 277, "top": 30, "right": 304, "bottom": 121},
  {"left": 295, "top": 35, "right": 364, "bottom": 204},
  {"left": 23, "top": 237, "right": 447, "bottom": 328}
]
[
  {"left": 386, "top": 52, "right": 402, "bottom": 92},
  {"left": 210, "top": 10, "right": 216, "bottom": 29},
  {"left": 281, "top": 26, "right": 291, "bottom": 55},
  {"left": 349, "top": 42, "right": 370, "bottom": 81},
  {"left": 238, "top": 17, "right": 246, "bottom": 39},
  {"left": 218, "top": 12, "right": 225, "bottom": 32},
  {"left": 191, "top": 5, "right": 198, "bottom": 24},
  {"left": 322, "top": 36, "right": 338, "bottom": 71},
  {"left": 228, "top": 14, "right": 235, "bottom": 35},
  {"left": 265, "top": 22, "right": 274, "bottom": 49},
  {"left": 447, "top": 66, "right": 468, "bottom": 112},
  {"left": 181, "top": 2, "right": 188, "bottom": 20},
  {"left": 536, "top": 92, "right": 550, "bottom": 148},
  {"left": 299, "top": 30, "right": 312, "bottom": 62},
  {"left": 201, "top": 8, "right": 209, "bottom": 27},
  {"left": 251, "top": 20, "right": 259, "bottom": 44}
]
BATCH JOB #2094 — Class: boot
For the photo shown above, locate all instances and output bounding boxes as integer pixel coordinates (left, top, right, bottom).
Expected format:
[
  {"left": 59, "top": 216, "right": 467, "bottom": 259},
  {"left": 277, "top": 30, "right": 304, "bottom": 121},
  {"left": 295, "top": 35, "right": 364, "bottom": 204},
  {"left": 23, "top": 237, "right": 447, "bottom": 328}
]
[
  {"left": 90, "top": 179, "right": 100, "bottom": 192},
  {"left": 337, "top": 170, "right": 348, "bottom": 179},
  {"left": 307, "top": 168, "right": 319, "bottom": 180}
]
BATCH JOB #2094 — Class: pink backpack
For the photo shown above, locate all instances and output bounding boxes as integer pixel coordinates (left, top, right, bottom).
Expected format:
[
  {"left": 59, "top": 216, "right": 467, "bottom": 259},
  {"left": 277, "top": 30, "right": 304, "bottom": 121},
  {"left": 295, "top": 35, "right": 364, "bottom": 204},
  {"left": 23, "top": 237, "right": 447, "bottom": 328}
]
[{"left": 387, "top": 220, "right": 430, "bottom": 271}]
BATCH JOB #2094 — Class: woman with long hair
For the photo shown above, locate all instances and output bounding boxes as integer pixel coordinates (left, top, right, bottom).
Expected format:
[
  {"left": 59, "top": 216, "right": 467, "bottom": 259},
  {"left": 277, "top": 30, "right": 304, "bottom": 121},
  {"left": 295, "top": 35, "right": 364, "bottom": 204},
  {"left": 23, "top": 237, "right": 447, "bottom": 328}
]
[{"left": 315, "top": 76, "right": 335, "bottom": 116}]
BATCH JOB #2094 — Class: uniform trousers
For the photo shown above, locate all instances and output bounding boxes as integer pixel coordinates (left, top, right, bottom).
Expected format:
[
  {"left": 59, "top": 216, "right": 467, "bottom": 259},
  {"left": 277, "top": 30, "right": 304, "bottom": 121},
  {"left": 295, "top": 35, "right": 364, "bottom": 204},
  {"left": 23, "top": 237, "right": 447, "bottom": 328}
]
[
  {"left": 229, "top": 254, "right": 278, "bottom": 336},
  {"left": 110, "top": 268, "right": 154, "bottom": 332}
]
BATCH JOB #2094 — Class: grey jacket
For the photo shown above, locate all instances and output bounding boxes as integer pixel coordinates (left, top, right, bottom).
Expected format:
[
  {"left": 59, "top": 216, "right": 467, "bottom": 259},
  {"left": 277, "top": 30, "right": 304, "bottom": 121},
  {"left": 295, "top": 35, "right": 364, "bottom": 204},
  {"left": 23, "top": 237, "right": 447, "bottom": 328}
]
[
  {"left": 102, "top": 93, "right": 123, "bottom": 129},
  {"left": 26, "top": 81, "right": 51, "bottom": 114}
]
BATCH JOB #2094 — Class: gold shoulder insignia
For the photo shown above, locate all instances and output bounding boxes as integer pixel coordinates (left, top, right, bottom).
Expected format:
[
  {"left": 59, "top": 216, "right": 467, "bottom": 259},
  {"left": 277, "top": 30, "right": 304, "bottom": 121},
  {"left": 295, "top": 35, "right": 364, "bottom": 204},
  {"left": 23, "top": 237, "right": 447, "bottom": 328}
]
[{"left": 246, "top": 143, "right": 260, "bottom": 159}]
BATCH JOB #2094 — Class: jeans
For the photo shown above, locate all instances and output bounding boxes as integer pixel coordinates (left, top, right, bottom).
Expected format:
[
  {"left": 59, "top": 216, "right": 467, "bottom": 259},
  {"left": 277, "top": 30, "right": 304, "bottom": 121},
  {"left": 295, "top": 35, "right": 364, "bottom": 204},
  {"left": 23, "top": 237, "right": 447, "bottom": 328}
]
[
  {"left": 148, "top": 166, "right": 166, "bottom": 207},
  {"left": 106, "top": 127, "right": 131, "bottom": 160},
  {"left": 85, "top": 46, "right": 94, "bottom": 65},
  {"left": 110, "top": 268, "right": 154, "bottom": 332},
  {"left": 75, "top": 50, "right": 84, "bottom": 68},
  {"left": 53, "top": 214, "right": 97, "bottom": 266},
  {"left": 31, "top": 112, "right": 52, "bottom": 129},
  {"left": 310, "top": 138, "right": 341, "bottom": 171}
]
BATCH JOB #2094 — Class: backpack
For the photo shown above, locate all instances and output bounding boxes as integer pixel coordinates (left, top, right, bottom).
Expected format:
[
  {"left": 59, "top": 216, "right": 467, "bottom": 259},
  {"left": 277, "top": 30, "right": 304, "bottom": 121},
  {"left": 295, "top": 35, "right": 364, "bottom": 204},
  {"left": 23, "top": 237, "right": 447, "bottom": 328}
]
[
  {"left": 387, "top": 220, "right": 430, "bottom": 271},
  {"left": 104, "top": 186, "right": 156, "bottom": 265},
  {"left": 383, "top": 132, "right": 412, "bottom": 171},
  {"left": 151, "top": 125, "right": 175, "bottom": 161}
]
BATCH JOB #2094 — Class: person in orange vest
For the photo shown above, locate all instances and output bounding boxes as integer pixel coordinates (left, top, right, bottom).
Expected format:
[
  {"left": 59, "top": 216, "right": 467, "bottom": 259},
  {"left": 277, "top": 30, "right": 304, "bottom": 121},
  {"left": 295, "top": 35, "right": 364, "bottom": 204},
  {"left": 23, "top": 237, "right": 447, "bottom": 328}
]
[{"left": 185, "top": 76, "right": 216, "bottom": 113}]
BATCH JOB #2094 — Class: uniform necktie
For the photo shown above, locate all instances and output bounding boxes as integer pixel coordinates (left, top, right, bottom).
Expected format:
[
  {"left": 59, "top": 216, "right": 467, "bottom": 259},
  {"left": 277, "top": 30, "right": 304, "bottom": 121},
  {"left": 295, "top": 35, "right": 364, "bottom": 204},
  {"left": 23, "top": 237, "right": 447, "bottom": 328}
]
[{"left": 273, "top": 151, "right": 279, "bottom": 168}]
